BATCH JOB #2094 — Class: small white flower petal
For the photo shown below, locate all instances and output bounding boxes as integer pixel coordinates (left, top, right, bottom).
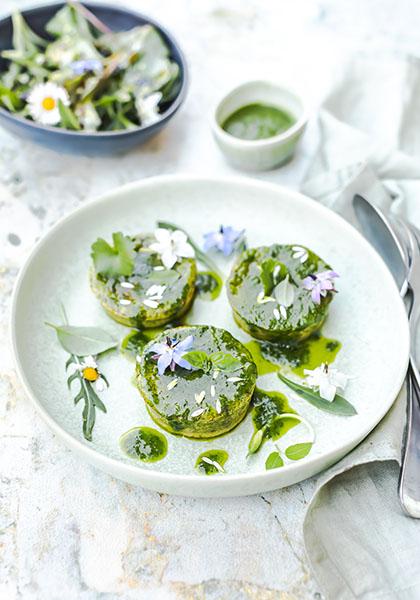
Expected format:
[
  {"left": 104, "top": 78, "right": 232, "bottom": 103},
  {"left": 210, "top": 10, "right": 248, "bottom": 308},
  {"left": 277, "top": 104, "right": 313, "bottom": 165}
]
[
  {"left": 119, "top": 298, "right": 132, "bottom": 306},
  {"left": 210, "top": 385, "right": 216, "bottom": 397},
  {"left": 143, "top": 298, "right": 159, "bottom": 308},
  {"left": 273, "top": 308, "right": 281, "bottom": 320},
  {"left": 167, "top": 379, "right": 178, "bottom": 391},
  {"left": 120, "top": 281, "right": 134, "bottom": 289},
  {"left": 84, "top": 356, "right": 97, "bottom": 369},
  {"left": 319, "top": 380, "right": 337, "bottom": 402},
  {"left": 191, "top": 408, "right": 206, "bottom": 418},
  {"left": 227, "top": 376, "right": 243, "bottom": 383},
  {"left": 215, "top": 398, "right": 222, "bottom": 414},
  {"left": 195, "top": 390, "right": 206, "bottom": 404},
  {"left": 95, "top": 377, "right": 106, "bottom": 393}
]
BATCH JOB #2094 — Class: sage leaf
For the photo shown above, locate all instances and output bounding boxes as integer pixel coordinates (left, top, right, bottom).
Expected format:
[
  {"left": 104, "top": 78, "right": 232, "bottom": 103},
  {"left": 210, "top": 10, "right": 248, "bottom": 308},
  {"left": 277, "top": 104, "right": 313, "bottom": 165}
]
[
  {"left": 248, "top": 428, "right": 264, "bottom": 454},
  {"left": 278, "top": 373, "right": 357, "bottom": 417},
  {"left": 210, "top": 351, "right": 241, "bottom": 372},
  {"left": 265, "top": 451, "right": 284, "bottom": 470},
  {"left": 285, "top": 443, "right": 313, "bottom": 461},
  {"left": 46, "top": 323, "right": 117, "bottom": 356},
  {"left": 91, "top": 232, "right": 135, "bottom": 278}
]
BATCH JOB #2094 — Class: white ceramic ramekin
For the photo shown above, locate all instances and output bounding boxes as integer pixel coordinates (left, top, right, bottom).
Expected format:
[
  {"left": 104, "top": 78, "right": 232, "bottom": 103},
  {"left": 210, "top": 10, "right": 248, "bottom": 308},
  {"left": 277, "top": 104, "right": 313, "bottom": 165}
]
[{"left": 212, "top": 80, "right": 307, "bottom": 171}]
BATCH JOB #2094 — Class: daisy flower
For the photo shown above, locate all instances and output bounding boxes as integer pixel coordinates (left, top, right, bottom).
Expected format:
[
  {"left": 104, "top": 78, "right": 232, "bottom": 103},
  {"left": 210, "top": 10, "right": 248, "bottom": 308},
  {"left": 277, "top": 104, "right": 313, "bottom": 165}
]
[
  {"left": 67, "top": 355, "right": 108, "bottom": 393},
  {"left": 26, "top": 82, "right": 70, "bottom": 126},
  {"left": 149, "top": 228, "right": 194, "bottom": 269}
]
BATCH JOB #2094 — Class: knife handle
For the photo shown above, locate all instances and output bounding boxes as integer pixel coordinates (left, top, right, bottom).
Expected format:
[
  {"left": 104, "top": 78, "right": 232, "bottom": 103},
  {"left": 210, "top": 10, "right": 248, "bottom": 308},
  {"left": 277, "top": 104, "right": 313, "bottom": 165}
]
[{"left": 399, "top": 359, "right": 420, "bottom": 518}]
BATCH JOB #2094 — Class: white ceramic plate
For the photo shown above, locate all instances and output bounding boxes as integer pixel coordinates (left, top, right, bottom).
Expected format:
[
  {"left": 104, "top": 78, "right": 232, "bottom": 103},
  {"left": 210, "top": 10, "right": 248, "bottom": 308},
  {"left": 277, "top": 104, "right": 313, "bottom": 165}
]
[{"left": 11, "top": 175, "right": 409, "bottom": 497}]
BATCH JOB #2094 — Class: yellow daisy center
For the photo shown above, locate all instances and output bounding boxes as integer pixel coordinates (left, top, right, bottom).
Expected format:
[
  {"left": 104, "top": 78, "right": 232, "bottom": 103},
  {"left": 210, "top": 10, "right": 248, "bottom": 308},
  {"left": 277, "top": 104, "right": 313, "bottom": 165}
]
[
  {"left": 82, "top": 367, "right": 99, "bottom": 382},
  {"left": 42, "top": 96, "right": 56, "bottom": 111}
]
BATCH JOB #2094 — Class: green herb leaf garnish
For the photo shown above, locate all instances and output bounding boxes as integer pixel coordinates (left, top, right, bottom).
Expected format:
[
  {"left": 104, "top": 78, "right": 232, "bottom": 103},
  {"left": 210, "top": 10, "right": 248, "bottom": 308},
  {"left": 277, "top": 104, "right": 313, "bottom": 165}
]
[
  {"left": 277, "top": 373, "right": 357, "bottom": 416},
  {"left": 248, "top": 428, "right": 264, "bottom": 454},
  {"left": 182, "top": 350, "right": 211, "bottom": 372},
  {"left": 285, "top": 442, "right": 313, "bottom": 460},
  {"left": 66, "top": 355, "right": 108, "bottom": 442},
  {"left": 91, "top": 232, "right": 135, "bottom": 278},
  {"left": 58, "top": 99, "right": 80, "bottom": 130},
  {"left": 259, "top": 258, "right": 286, "bottom": 295},
  {"left": 209, "top": 351, "right": 241, "bottom": 372},
  {"left": 46, "top": 323, "right": 117, "bottom": 356},
  {"left": 265, "top": 451, "right": 284, "bottom": 470}
]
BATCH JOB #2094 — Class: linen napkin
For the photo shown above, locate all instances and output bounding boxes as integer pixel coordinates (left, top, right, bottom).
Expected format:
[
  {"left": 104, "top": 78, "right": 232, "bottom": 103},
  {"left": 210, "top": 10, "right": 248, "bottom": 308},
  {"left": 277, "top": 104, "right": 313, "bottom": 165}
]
[{"left": 301, "top": 53, "right": 420, "bottom": 600}]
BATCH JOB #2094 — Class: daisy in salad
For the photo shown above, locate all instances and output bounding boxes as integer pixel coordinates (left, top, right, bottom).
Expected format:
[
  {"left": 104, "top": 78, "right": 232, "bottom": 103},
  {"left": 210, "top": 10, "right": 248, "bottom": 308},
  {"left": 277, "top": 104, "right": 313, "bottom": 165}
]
[{"left": 26, "top": 82, "right": 70, "bottom": 126}]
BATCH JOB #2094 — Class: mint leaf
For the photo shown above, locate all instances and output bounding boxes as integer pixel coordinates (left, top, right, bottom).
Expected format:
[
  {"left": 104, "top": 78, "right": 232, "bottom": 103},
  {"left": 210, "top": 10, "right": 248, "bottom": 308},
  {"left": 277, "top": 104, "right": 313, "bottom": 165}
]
[
  {"left": 278, "top": 373, "right": 357, "bottom": 416},
  {"left": 182, "top": 350, "right": 211, "bottom": 372},
  {"left": 265, "top": 451, "right": 284, "bottom": 470},
  {"left": 91, "top": 232, "right": 135, "bottom": 278},
  {"left": 285, "top": 442, "right": 312, "bottom": 461},
  {"left": 210, "top": 351, "right": 241, "bottom": 372}
]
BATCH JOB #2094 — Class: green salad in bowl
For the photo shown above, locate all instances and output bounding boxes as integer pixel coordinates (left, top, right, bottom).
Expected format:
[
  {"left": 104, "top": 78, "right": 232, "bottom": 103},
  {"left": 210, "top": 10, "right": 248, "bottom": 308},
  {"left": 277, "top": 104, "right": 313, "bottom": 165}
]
[{"left": 0, "top": 2, "right": 187, "bottom": 153}]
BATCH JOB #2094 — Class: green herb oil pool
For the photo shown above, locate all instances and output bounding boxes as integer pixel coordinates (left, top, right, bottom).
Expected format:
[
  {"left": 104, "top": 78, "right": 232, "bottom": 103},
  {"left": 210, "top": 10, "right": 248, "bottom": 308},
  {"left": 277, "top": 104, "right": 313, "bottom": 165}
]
[
  {"left": 222, "top": 103, "right": 295, "bottom": 141},
  {"left": 120, "top": 426, "right": 168, "bottom": 462}
]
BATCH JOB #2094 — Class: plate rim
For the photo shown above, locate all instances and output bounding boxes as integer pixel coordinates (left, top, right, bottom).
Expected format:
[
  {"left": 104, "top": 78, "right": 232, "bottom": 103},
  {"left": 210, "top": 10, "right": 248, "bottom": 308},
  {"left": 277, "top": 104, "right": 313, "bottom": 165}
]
[{"left": 10, "top": 174, "right": 410, "bottom": 491}]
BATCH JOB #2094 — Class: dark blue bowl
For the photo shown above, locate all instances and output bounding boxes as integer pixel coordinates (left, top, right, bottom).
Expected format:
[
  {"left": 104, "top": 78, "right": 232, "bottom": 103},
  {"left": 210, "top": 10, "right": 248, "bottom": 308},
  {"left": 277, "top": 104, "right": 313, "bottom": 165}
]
[{"left": 0, "top": 2, "right": 188, "bottom": 155}]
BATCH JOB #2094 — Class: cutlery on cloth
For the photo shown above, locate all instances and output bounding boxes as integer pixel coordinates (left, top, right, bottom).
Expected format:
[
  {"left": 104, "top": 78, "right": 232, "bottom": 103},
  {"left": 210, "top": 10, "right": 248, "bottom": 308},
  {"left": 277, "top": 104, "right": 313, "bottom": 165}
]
[{"left": 353, "top": 194, "right": 420, "bottom": 518}]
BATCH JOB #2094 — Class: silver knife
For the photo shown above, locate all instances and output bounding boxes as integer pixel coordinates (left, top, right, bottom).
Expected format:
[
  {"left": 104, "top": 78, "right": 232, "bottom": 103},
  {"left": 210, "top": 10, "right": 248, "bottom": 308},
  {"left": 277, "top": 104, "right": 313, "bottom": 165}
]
[{"left": 353, "top": 195, "right": 420, "bottom": 518}]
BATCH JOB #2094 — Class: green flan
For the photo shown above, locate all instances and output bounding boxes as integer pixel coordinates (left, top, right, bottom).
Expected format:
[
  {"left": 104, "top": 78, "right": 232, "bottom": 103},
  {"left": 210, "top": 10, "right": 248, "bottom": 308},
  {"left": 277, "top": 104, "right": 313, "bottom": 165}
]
[
  {"left": 227, "top": 244, "right": 336, "bottom": 342},
  {"left": 136, "top": 325, "right": 258, "bottom": 439},
  {"left": 90, "top": 233, "right": 197, "bottom": 328}
]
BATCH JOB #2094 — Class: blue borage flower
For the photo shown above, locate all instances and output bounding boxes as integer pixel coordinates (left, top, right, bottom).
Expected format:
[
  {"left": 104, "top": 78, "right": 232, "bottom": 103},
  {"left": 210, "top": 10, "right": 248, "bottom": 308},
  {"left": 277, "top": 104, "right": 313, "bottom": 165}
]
[
  {"left": 70, "top": 59, "right": 103, "bottom": 75},
  {"left": 203, "top": 225, "right": 245, "bottom": 256},
  {"left": 148, "top": 335, "right": 194, "bottom": 375},
  {"left": 303, "top": 270, "right": 339, "bottom": 304}
]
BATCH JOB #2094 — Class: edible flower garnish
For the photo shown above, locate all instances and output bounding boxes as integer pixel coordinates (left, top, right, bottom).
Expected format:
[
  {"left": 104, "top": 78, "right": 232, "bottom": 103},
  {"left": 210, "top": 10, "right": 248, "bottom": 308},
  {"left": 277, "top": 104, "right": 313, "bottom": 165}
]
[
  {"left": 70, "top": 58, "right": 103, "bottom": 75},
  {"left": 148, "top": 335, "right": 194, "bottom": 375},
  {"left": 135, "top": 92, "right": 162, "bottom": 126},
  {"left": 143, "top": 284, "right": 166, "bottom": 308},
  {"left": 304, "top": 363, "right": 348, "bottom": 402},
  {"left": 203, "top": 225, "right": 245, "bottom": 256},
  {"left": 292, "top": 246, "right": 308, "bottom": 263},
  {"left": 27, "top": 82, "right": 69, "bottom": 125},
  {"left": 274, "top": 274, "right": 295, "bottom": 310},
  {"left": 67, "top": 355, "right": 108, "bottom": 393},
  {"left": 149, "top": 228, "right": 194, "bottom": 269},
  {"left": 302, "top": 270, "right": 339, "bottom": 304}
]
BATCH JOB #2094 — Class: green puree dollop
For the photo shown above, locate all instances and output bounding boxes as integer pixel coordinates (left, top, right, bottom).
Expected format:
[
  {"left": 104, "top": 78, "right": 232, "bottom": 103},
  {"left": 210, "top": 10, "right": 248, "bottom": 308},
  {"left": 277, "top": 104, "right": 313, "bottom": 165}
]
[
  {"left": 120, "top": 426, "right": 168, "bottom": 462},
  {"left": 222, "top": 103, "right": 295, "bottom": 141}
]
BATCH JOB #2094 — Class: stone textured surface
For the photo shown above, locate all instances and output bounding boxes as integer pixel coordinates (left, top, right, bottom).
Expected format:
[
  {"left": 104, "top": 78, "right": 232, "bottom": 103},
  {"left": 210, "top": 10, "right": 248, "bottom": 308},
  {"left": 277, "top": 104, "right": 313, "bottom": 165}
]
[{"left": 1, "top": 0, "right": 419, "bottom": 598}]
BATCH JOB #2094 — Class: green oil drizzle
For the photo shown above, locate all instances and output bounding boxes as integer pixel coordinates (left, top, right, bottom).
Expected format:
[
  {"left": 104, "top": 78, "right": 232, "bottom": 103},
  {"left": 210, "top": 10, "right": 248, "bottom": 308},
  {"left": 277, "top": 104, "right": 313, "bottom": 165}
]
[
  {"left": 245, "top": 333, "right": 341, "bottom": 377},
  {"left": 195, "top": 449, "right": 229, "bottom": 475},
  {"left": 196, "top": 271, "right": 223, "bottom": 301},
  {"left": 222, "top": 103, "right": 295, "bottom": 141},
  {"left": 119, "top": 426, "right": 168, "bottom": 462},
  {"left": 250, "top": 388, "right": 297, "bottom": 451}
]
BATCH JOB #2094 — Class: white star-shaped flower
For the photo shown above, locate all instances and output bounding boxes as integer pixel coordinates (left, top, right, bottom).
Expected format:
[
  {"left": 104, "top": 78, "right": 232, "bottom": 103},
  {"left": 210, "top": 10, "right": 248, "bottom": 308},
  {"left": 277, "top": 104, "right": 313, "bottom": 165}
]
[
  {"left": 304, "top": 363, "right": 348, "bottom": 402},
  {"left": 149, "top": 229, "right": 194, "bottom": 269}
]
